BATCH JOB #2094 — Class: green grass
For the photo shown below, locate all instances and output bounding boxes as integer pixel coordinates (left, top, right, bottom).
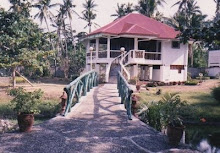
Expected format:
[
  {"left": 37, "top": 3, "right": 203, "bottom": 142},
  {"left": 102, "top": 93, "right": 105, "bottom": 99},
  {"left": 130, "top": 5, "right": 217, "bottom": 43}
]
[
  {"left": 137, "top": 90, "right": 220, "bottom": 122},
  {"left": 0, "top": 100, "right": 60, "bottom": 127}
]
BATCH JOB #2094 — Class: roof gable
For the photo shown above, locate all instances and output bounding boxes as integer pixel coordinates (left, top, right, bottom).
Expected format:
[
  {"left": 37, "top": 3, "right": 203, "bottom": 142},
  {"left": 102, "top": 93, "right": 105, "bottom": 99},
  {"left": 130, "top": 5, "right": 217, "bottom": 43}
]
[{"left": 88, "top": 13, "right": 179, "bottom": 39}]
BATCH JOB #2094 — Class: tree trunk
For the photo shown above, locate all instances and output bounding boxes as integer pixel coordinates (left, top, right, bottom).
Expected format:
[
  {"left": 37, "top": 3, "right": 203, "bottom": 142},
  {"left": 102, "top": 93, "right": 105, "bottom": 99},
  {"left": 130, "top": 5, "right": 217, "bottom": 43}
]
[
  {"left": 12, "top": 67, "right": 16, "bottom": 88},
  {"left": 45, "top": 18, "right": 55, "bottom": 51},
  {"left": 188, "top": 43, "right": 193, "bottom": 67},
  {"left": 69, "top": 19, "right": 76, "bottom": 54}
]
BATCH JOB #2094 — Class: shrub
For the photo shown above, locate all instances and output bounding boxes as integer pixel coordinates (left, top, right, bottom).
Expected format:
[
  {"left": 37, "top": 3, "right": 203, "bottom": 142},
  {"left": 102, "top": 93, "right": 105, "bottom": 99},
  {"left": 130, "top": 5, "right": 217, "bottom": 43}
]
[
  {"left": 185, "top": 80, "right": 199, "bottom": 85},
  {"left": 10, "top": 77, "right": 26, "bottom": 84},
  {"left": 129, "top": 77, "right": 138, "bottom": 85},
  {"left": 99, "top": 74, "right": 105, "bottom": 83},
  {"left": 9, "top": 88, "right": 43, "bottom": 114},
  {"left": 212, "top": 86, "right": 220, "bottom": 102},
  {"left": 37, "top": 101, "right": 61, "bottom": 118},
  {"left": 138, "top": 93, "right": 187, "bottom": 131},
  {"left": 146, "top": 102, "right": 163, "bottom": 131},
  {"left": 196, "top": 77, "right": 210, "bottom": 80},
  {"left": 146, "top": 82, "right": 157, "bottom": 87}
]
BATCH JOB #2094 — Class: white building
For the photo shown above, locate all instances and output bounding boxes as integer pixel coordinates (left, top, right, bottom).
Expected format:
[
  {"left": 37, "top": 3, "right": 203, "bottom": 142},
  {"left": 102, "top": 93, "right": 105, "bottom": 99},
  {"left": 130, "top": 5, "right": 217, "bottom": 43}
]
[
  {"left": 207, "top": 50, "right": 220, "bottom": 77},
  {"left": 208, "top": 50, "right": 220, "bottom": 68},
  {"left": 83, "top": 13, "right": 189, "bottom": 83}
]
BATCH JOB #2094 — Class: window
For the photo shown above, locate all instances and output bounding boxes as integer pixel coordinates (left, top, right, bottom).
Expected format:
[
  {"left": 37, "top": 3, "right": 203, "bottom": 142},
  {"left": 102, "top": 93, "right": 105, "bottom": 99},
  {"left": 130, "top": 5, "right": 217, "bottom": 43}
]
[
  {"left": 153, "top": 65, "right": 160, "bottom": 69},
  {"left": 172, "top": 41, "right": 180, "bottom": 49},
  {"left": 170, "top": 65, "right": 184, "bottom": 73}
]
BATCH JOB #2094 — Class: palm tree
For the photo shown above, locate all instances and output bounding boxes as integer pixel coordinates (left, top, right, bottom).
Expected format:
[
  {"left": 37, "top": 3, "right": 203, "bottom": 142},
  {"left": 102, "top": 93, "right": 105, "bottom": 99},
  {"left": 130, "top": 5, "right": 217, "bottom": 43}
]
[
  {"left": 33, "top": 0, "right": 57, "bottom": 33},
  {"left": 111, "top": 3, "right": 134, "bottom": 19},
  {"left": 33, "top": 0, "right": 57, "bottom": 50},
  {"left": 170, "top": 0, "right": 207, "bottom": 67},
  {"left": 136, "top": 0, "right": 166, "bottom": 17},
  {"left": 214, "top": 0, "right": 220, "bottom": 19},
  {"left": 58, "top": 0, "right": 78, "bottom": 48},
  {"left": 81, "top": 0, "right": 98, "bottom": 33}
]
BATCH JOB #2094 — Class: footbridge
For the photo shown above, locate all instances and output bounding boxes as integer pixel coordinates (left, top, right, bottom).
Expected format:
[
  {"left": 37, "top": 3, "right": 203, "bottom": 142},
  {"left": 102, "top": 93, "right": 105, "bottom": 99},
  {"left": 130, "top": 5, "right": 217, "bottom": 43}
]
[{"left": 0, "top": 71, "right": 185, "bottom": 153}]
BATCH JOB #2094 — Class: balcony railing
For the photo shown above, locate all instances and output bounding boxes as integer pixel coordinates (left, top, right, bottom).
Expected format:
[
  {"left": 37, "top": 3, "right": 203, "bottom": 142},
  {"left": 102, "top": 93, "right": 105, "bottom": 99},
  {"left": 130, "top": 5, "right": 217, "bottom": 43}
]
[
  {"left": 130, "top": 50, "right": 161, "bottom": 60},
  {"left": 145, "top": 52, "right": 161, "bottom": 60},
  {"left": 110, "top": 50, "right": 121, "bottom": 58}
]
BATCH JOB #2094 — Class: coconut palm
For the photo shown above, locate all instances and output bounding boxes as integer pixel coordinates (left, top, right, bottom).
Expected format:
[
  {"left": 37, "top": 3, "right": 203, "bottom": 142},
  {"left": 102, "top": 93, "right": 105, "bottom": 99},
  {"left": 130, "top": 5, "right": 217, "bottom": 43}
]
[
  {"left": 33, "top": 0, "right": 56, "bottom": 34},
  {"left": 169, "top": 0, "right": 206, "bottom": 67},
  {"left": 136, "top": 0, "right": 166, "bottom": 17},
  {"left": 214, "top": 0, "right": 220, "bottom": 19},
  {"left": 81, "top": 0, "right": 98, "bottom": 33},
  {"left": 33, "top": 0, "right": 58, "bottom": 50},
  {"left": 111, "top": 3, "right": 134, "bottom": 19},
  {"left": 57, "top": 0, "right": 78, "bottom": 48}
]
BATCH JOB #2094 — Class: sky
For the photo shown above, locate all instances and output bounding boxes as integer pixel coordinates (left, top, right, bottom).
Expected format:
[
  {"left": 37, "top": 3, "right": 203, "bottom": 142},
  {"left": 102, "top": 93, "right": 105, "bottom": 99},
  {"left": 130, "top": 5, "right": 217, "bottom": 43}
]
[{"left": 0, "top": 0, "right": 216, "bottom": 34}]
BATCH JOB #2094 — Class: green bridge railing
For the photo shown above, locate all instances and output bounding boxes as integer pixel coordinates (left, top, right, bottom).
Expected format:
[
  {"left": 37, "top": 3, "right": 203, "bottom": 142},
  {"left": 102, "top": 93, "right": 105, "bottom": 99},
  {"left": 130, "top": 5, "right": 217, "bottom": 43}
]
[
  {"left": 64, "top": 70, "right": 98, "bottom": 116},
  {"left": 117, "top": 71, "right": 133, "bottom": 120}
]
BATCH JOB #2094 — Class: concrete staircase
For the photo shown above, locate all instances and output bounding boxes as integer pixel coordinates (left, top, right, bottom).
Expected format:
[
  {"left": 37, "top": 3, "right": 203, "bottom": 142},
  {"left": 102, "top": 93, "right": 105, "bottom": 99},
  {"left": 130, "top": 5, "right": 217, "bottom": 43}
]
[{"left": 109, "top": 63, "right": 121, "bottom": 83}]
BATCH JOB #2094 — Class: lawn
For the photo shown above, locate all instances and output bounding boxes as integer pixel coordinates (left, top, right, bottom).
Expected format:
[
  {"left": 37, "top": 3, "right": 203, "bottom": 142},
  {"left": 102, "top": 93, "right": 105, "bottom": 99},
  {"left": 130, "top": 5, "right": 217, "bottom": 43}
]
[
  {"left": 0, "top": 77, "right": 67, "bottom": 127},
  {"left": 136, "top": 79, "right": 220, "bottom": 122}
]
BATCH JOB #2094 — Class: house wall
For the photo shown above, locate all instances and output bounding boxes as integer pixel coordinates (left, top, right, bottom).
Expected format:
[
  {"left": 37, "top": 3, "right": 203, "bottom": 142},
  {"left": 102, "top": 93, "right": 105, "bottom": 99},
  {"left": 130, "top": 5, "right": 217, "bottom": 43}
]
[
  {"left": 152, "top": 69, "right": 160, "bottom": 81},
  {"left": 160, "top": 41, "right": 188, "bottom": 82},
  {"left": 208, "top": 50, "right": 220, "bottom": 67},
  {"left": 161, "top": 41, "right": 187, "bottom": 65}
]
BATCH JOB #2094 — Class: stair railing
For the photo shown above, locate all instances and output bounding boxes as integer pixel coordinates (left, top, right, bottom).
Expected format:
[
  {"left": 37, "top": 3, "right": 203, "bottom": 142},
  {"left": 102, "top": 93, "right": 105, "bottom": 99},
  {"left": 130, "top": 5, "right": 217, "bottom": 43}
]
[
  {"left": 105, "top": 51, "right": 126, "bottom": 82},
  {"left": 119, "top": 51, "right": 131, "bottom": 80}
]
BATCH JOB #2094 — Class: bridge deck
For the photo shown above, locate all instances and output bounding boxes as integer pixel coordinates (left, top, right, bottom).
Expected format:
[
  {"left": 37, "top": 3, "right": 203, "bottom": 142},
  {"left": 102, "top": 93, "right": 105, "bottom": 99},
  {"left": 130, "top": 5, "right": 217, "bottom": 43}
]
[{"left": 0, "top": 84, "right": 176, "bottom": 153}]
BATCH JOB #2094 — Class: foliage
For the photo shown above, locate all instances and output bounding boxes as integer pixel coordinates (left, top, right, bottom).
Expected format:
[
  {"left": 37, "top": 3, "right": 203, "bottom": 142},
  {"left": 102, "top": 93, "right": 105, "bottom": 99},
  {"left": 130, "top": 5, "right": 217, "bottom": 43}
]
[
  {"left": 138, "top": 93, "right": 187, "bottom": 131},
  {"left": 69, "top": 49, "right": 86, "bottom": 76},
  {"left": 185, "top": 79, "right": 199, "bottom": 85},
  {"left": 111, "top": 3, "right": 134, "bottom": 19},
  {"left": 129, "top": 77, "right": 138, "bottom": 85},
  {"left": 135, "top": 0, "right": 165, "bottom": 17},
  {"left": 99, "top": 74, "right": 106, "bottom": 83},
  {"left": 159, "top": 93, "right": 186, "bottom": 127},
  {"left": 10, "top": 77, "right": 26, "bottom": 84},
  {"left": 9, "top": 88, "right": 43, "bottom": 114},
  {"left": 212, "top": 86, "right": 220, "bottom": 102},
  {"left": 192, "top": 44, "right": 208, "bottom": 68},
  {"left": 195, "top": 77, "right": 210, "bottom": 80},
  {"left": 81, "top": 0, "right": 98, "bottom": 33},
  {"left": 37, "top": 100, "right": 61, "bottom": 118},
  {"left": 9, "top": 0, "right": 32, "bottom": 17},
  {"left": 138, "top": 102, "right": 163, "bottom": 131},
  {"left": 0, "top": 10, "right": 53, "bottom": 86}
]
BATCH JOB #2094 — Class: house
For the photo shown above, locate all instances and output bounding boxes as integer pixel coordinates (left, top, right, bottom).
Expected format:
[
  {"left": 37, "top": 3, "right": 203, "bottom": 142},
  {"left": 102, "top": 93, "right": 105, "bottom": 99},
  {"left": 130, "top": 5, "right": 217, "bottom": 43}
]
[
  {"left": 82, "top": 13, "right": 189, "bottom": 83},
  {"left": 207, "top": 50, "right": 220, "bottom": 77}
]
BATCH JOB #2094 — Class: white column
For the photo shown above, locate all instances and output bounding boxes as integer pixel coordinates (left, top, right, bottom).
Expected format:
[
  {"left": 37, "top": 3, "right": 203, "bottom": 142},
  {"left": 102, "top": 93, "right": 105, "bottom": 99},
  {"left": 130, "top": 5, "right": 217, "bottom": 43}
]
[
  {"left": 133, "top": 64, "right": 139, "bottom": 78},
  {"left": 160, "top": 65, "right": 165, "bottom": 82},
  {"left": 107, "top": 35, "right": 110, "bottom": 59},
  {"left": 96, "top": 38, "right": 99, "bottom": 60},
  {"left": 184, "top": 44, "right": 189, "bottom": 81},
  {"left": 95, "top": 64, "right": 99, "bottom": 73},
  {"left": 149, "top": 66, "right": 153, "bottom": 80},
  {"left": 134, "top": 37, "right": 138, "bottom": 50},
  {"left": 86, "top": 40, "right": 90, "bottom": 71}
]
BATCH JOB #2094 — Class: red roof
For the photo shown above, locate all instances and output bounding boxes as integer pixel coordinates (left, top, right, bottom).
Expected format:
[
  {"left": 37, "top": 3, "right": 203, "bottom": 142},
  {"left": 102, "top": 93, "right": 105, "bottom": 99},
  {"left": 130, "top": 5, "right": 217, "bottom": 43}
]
[{"left": 88, "top": 13, "right": 179, "bottom": 39}]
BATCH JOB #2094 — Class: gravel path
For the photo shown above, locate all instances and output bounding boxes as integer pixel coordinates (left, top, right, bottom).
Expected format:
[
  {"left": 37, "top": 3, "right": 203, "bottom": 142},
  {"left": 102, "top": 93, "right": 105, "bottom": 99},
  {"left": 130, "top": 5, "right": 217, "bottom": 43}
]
[{"left": 0, "top": 84, "right": 192, "bottom": 153}]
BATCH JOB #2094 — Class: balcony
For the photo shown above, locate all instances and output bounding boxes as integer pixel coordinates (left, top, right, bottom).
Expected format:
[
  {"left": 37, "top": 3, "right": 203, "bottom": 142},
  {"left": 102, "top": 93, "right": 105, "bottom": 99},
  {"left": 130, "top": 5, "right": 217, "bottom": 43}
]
[
  {"left": 87, "top": 50, "right": 162, "bottom": 65},
  {"left": 127, "top": 50, "right": 162, "bottom": 65}
]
